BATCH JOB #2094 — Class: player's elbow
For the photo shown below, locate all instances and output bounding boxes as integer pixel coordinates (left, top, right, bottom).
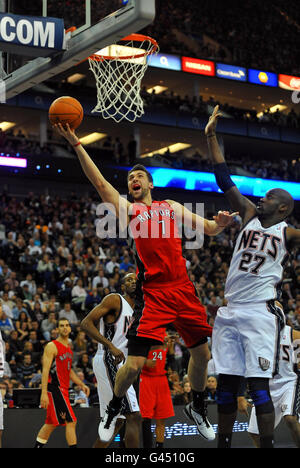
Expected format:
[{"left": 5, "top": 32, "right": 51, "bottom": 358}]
[{"left": 80, "top": 317, "right": 89, "bottom": 332}]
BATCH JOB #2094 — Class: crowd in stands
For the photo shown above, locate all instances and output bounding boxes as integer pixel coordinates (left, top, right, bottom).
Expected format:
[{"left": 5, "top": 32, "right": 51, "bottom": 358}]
[
  {"left": 142, "top": 0, "right": 300, "bottom": 76},
  {"left": 10, "top": 0, "right": 299, "bottom": 77},
  {"left": 142, "top": 88, "right": 300, "bottom": 130},
  {"left": 0, "top": 190, "right": 299, "bottom": 408}
]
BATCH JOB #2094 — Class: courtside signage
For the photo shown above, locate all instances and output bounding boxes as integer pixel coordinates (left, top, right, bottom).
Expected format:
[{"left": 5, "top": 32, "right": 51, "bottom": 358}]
[
  {"left": 278, "top": 74, "right": 300, "bottom": 91},
  {"left": 0, "top": 13, "right": 65, "bottom": 55},
  {"left": 248, "top": 68, "right": 278, "bottom": 87},
  {"left": 216, "top": 63, "right": 247, "bottom": 82},
  {"left": 148, "top": 53, "right": 181, "bottom": 71},
  {"left": 182, "top": 57, "right": 215, "bottom": 76}
]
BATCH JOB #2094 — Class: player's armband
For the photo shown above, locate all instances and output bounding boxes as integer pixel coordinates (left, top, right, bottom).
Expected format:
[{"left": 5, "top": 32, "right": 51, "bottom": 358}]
[{"left": 213, "top": 163, "right": 236, "bottom": 193}]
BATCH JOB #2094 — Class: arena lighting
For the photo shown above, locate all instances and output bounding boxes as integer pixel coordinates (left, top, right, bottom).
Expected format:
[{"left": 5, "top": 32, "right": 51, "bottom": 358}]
[
  {"left": 146, "top": 85, "right": 168, "bottom": 94},
  {"left": 257, "top": 104, "right": 287, "bottom": 118},
  {"left": 114, "top": 166, "right": 300, "bottom": 200},
  {"left": 67, "top": 73, "right": 86, "bottom": 83},
  {"left": 80, "top": 132, "right": 107, "bottom": 145},
  {"left": 0, "top": 156, "right": 27, "bottom": 168},
  {"left": 141, "top": 143, "right": 191, "bottom": 158},
  {"left": 0, "top": 121, "right": 16, "bottom": 131}
]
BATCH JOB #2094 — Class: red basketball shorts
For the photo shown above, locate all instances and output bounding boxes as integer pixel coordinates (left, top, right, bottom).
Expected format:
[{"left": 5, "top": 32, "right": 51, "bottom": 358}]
[
  {"left": 130, "top": 280, "right": 212, "bottom": 348},
  {"left": 45, "top": 384, "right": 77, "bottom": 426},
  {"left": 139, "top": 374, "right": 174, "bottom": 419}
]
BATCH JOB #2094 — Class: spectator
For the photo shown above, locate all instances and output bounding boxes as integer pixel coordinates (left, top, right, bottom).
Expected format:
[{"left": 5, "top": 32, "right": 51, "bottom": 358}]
[
  {"left": 204, "top": 375, "right": 218, "bottom": 401},
  {"left": 16, "top": 353, "right": 37, "bottom": 388},
  {"left": 41, "top": 312, "right": 58, "bottom": 341},
  {"left": 58, "top": 301, "right": 79, "bottom": 328}
]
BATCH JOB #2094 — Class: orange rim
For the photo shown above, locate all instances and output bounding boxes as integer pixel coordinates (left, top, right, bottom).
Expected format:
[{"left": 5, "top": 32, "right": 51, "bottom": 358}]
[{"left": 89, "top": 34, "right": 158, "bottom": 62}]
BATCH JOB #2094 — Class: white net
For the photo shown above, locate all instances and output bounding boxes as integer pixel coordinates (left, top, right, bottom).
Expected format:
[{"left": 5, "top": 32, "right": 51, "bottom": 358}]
[{"left": 88, "top": 35, "right": 158, "bottom": 123}]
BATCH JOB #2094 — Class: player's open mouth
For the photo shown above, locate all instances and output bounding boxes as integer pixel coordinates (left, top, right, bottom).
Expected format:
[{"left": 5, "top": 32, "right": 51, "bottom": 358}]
[{"left": 132, "top": 183, "right": 141, "bottom": 191}]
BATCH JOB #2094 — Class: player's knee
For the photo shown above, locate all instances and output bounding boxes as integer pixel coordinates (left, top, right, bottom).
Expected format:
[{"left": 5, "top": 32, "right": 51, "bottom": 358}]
[
  {"left": 216, "top": 374, "right": 241, "bottom": 414},
  {"left": 126, "top": 358, "right": 144, "bottom": 377},
  {"left": 247, "top": 377, "right": 274, "bottom": 415}
]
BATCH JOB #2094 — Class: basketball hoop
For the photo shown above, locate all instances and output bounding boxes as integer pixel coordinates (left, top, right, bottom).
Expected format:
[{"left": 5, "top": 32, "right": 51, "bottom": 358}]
[{"left": 88, "top": 34, "right": 159, "bottom": 123}]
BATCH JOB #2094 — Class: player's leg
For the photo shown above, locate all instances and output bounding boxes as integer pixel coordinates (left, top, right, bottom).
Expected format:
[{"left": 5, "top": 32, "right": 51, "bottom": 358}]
[
  {"left": 65, "top": 421, "right": 77, "bottom": 448},
  {"left": 34, "top": 424, "right": 56, "bottom": 448},
  {"left": 216, "top": 373, "right": 243, "bottom": 448},
  {"left": 124, "top": 412, "right": 141, "bottom": 448},
  {"left": 142, "top": 418, "right": 153, "bottom": 448},
  {"left": 247, "top": 377, "right": 275, "bottom": 448},
  {"left": 284, "top": 415, "right": 300, "bottom": 448},
  {"left": 155, "top": 419, "right": 166, "bottom": 447},
  {"left": 114, "top": 355, "right": 146, "bottom": 398},
  {"left": 99, "top": 351, "right": 147, "bottom": 443},
  {"left": 248, "top": 432, "right": 260, "bottom": 448}
]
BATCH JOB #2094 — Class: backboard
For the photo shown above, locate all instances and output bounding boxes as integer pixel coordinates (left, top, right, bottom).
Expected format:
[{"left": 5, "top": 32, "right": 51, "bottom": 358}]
[{"left": 1, "top": 0, "right": 155, "bottom": 99}]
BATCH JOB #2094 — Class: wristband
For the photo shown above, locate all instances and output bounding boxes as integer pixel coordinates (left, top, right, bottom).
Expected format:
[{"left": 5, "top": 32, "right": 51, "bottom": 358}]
[
  {"left": 73, "top": 141, "right": 81, "bottom": 147},
  {"left": 207, "top": 133, "right": 216, "bottom": 138}
]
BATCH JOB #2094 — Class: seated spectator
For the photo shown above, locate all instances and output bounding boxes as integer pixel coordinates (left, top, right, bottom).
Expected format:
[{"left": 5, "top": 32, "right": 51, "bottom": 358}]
[
  {"left": 16, "top": 352, "right": 37, "bottom": 388},
  {"left": 204, "top": 375, "right": 218, "bottom": 401},
  {"left": 11, "top": 298, "right": 29, "bottom": 321},
  {"left": 0, "top": 304, "right": 15, "bottom": 336},
  {"left": 76, "top": 352, "right": 94, "bottom": 383},
  {"left": 58, "top": 301, "right": 79, "bottom": 328},
  {"left": 41, "top": 311, "right": 58, "bottom": 341}
]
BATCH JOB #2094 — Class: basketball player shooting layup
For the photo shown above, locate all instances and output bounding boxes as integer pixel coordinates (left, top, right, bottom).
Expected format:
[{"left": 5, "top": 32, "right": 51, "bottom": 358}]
[
  {"left": 80, "top": 273, "right": 140, "bottom": 448},
  {"left": 205, "top": 105, "right": 300, "bottom": 448},
  {"left": 54, "top": 122, "right": 237, "bottom": 444}
]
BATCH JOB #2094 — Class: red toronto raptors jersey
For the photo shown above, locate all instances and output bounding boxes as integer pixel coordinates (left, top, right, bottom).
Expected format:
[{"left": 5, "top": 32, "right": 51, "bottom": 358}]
[
  {"left": 48, "top": 340, "right": 73, "bottom": 389},
  {"left": 128, "top": 201, "right": 189, "bottom": 285},
  {"left": 141, "top": 347, "right": 168, "bottom": 377}
]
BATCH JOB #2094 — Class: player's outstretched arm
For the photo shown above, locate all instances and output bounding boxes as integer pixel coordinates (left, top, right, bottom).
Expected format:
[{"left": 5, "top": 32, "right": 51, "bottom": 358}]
[
  {"left": 54, "top": 123, "right": 130, "bottom": 227},
  {"left": 167, "top": 200, "right": 237, "bottom": 235},
  {"left": 205, "top": 106, "right": 256, "bottom": 223}
]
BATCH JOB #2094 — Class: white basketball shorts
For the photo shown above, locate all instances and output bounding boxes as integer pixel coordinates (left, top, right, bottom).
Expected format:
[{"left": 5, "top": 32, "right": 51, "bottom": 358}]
[
  {"left": 212, "top": 301, "right": 282, "bottom": 379},
  {"left": 248, "top": 378, "right": 300, "bottom": 434},
  {"left": 93, "top": 352, "right": 139, "bottom": 420}
]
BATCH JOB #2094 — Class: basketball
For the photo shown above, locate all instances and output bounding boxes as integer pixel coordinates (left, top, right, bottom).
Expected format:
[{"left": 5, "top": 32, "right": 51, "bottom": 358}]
[{"left": 49, "top": 96, "right": 83, "bottom": 129}]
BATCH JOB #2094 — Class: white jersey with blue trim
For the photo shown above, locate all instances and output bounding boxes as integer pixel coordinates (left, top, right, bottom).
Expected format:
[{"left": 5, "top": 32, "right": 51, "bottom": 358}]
[
  {"left": 225, "top": 216, "right": 289, "bottom": 303},
  {"left": 271, "top": 325, "right": 298, "bottom": 389},
  {"left": 97, "top": 294, "right": 134, "bottom": 356}
]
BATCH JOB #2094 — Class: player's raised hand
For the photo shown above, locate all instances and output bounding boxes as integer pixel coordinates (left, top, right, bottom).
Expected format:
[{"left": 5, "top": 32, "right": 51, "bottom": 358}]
[
  {"left": 53, "top": 122, "right": 79, "bottom": 146},
  {"left": 213, "top": 210, "right": 239, "bottom": 228},
  {"left": 205, "top": 105, "right": 223, "bottom": 136}
]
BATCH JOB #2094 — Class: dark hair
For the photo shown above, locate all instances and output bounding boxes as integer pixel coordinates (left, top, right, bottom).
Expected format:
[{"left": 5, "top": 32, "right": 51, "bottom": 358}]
[
  {"left": 58, "top": 317, "right": 70, "bottom": 326},
  {"left": 127, "top": 164, "right": 153, "bottom": 183}
]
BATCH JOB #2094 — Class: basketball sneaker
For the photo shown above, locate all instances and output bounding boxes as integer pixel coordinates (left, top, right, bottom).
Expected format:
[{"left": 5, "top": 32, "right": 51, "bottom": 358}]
[
  {"left": 184, "top": 402, "right": 215, "bottom": 441},
  {"left": 98, "top": 404, "right": 120, "bottom": 442}
]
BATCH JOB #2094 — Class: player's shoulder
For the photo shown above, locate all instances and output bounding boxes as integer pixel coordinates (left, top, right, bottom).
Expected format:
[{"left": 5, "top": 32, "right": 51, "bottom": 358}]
[
  {"left": 44, "top": 340, "right": 58, "bottom": 355},
  {"left": 101, "top": 293, "right": 122, "bottom": 308}
]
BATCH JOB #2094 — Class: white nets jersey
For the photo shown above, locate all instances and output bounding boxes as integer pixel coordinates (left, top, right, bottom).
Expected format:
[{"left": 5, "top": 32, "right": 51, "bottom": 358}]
[
  {"left": 225, "top": 216, "right": 289, "bottom": 303},
  {"left": 271, "top": 325, "right": 298, "bottom": 389},
  {"left": 0, "top": 331, "right": 4, "bottom": 378},
  {"left": 97, "top": 294, "right": 134, "bottom": 356}
]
